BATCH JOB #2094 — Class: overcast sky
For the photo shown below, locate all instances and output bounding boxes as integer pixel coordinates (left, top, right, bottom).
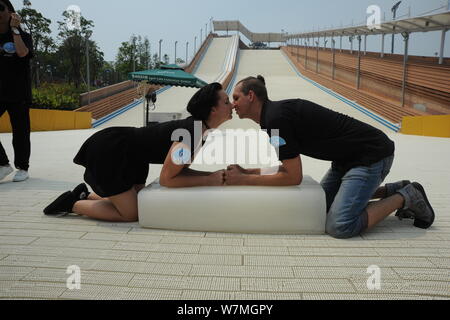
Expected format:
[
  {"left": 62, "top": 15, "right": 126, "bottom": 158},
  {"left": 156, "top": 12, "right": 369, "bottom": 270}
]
[{"left": 12, "top": 0, "right": 450, "bottom": 62}]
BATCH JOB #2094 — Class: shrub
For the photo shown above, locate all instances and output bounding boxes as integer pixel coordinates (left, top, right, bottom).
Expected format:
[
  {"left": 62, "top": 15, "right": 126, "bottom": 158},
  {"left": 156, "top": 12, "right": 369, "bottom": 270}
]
[{"left": 31, "top": 83, "right": 87, "bottom": 111}]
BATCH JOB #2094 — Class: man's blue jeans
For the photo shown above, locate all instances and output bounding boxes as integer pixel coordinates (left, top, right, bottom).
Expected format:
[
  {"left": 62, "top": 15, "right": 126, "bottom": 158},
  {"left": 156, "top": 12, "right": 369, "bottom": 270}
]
[{"left": 320, "top": 155, "right": 394, "bottom": 239}]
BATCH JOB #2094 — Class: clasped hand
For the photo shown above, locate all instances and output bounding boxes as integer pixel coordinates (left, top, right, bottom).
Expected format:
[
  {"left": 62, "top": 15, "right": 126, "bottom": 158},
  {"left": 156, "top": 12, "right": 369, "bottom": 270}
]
[{"left": 209, "top": 165, "right": 247, "bottom": 186}]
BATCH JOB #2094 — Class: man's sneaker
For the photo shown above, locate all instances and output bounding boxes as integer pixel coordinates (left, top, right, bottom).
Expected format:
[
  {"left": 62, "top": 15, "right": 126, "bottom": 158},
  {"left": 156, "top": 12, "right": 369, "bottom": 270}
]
[
  {"left": 13, "top": 170, "right": 29, "bottom": 182},
  {"left": 385, "top": 180, "right": 411, "bottom": 198},
  {"left": 385, "top": 180, "right": 414, "bottom": 221},
  {"left": 72, "top": 183, "right": 90, "bottom": 200},
  {"left": 43, "top": 191, "right": 77, "bottom": 216},
  {"left": 0, "top": 165, "right": 13, "bottom": 181},
  {"left": 396, "top": 183, "right": 435, "bottom": 229}
]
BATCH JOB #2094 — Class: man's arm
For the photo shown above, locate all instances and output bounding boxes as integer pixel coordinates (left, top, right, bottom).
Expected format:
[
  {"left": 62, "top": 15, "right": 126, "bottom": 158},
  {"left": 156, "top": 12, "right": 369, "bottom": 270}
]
[{"left": 225, "top": 156, "right": 303, "bottom": 187}]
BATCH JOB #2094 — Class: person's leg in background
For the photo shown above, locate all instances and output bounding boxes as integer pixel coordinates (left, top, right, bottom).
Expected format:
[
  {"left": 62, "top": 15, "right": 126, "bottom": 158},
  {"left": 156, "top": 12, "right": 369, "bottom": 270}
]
[
  {"left": 8, "top": 102, "right": 31, "bottom": 182},
  {"left": 0, "top": 104, "right": 14, "bottom": 181}
]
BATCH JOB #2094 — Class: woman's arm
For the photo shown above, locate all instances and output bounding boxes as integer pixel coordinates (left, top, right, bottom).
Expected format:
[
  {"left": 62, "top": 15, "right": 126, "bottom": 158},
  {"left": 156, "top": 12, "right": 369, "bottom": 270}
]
[
  {"left": 181, "top": 167, "right": 215, "bottom": 177},
  {"left": 10, "top": 14, "right": 30, "bottom": 58},
  {"left": 159, "top": 142, "right": 225, "bottom": 188},
  {"left": 12, "top": 32, "right": 29, "bottom": 58},
  {"left": 225, "top": 156, "right": 303, "bottom": 187}
]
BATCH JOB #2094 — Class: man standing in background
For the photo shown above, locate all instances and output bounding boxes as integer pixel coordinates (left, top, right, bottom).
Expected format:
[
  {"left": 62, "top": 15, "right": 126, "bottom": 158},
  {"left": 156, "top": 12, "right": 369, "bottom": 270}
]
[{"left": 0, "top": 0, "right": 34, "bottom": 182}]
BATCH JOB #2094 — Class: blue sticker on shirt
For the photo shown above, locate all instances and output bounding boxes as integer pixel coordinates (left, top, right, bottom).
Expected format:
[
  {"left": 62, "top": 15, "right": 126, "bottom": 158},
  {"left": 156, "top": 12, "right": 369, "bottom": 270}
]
[
  {"left": 3, "top": 42, "right": 16, "bottom": 54},
  {"left": 270, "top": 136, "right": 287, "bottom": 148}
]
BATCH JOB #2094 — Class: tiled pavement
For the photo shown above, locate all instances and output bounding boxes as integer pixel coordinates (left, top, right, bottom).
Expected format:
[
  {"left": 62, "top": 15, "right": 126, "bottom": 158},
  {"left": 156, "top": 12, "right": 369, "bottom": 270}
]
[
  {"left": 0, "top": 129, "right": 449, "bottom": 300},
  {"left": 1, "top": 48, "right": 449, "bottom": 300}
]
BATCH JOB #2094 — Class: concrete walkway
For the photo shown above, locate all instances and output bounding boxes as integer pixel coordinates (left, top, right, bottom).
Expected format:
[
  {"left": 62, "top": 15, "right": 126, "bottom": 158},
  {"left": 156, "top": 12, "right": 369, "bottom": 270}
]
[{"left": 0, "top": 48, "right": 449, "bottom": 300}]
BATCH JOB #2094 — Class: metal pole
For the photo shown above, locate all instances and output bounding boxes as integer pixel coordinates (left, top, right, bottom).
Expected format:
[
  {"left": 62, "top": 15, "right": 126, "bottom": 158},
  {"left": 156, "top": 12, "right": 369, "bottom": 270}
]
[
  {"left": 148, "top": 43, "right": 151, "bottom": 69},
  {"left": 316, "top": 40, "right": 319, "bottom": 73},
  {"left": 175, "top": 41, "right": 178, "bottom": 64},
  {"left": 340, "top": 35, "right": 342, "bottom": 52},
  {"left": 297, "top": 38, "right": 300, "bottom": 62},
  {"left": 364, "top": 34, "right": 367, "bottom": 55},
  {"left": 86, "top": 36, "right": 90, "bottom": 105},
  {"left": 132, "top": 44, "right": 135, "bottom": 72},
  {"left": 391, "top": 4, "right": 400, "bottom": 54},
  {"left": 194, "top": 36, "right": 197, "bottom": 54},
  {"left": 201, "top": 29, "right": 203, "bottom": 43},
  {"left": 350, "top": 36, "right": 354, "bottom": 54},
  {"left": 159, "top": 39, "right": 162, "bottom": 65},
  {"left": 332, "top": 39, "right": 336, "bottom": 80},
  {"left": 186, "top": 42, "right": 189, "bottom": 65},
  {"left": 381, "top": 33, "right": 385, "bottom": 58},
  {"left": 401, "top": 32, "right": 410, "bottom": 107},
  {"left": 439, "top": 29, "right": 447, "bottom": 65},
  {"left": 357, "top": 35, "right": 362, "bottom": 89},
  {"left": 305, "top": 39, "right": 308, "bottom": 70}
]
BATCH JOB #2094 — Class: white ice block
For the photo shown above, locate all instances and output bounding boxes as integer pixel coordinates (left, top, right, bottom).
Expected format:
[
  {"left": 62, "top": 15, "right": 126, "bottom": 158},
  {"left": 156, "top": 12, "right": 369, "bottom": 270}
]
[{"left": 138, "top": 175, "right": 326, "bottom": 234}]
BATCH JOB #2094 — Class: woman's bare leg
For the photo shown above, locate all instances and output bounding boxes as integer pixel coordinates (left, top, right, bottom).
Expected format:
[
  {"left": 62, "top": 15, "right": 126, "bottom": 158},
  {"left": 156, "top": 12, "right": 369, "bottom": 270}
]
[
  {"left": 87, "top": 184, "right": 144, "bottom": 201},
  {"left": 72, "top": 188, "right": 138, "bottom": 222},
  {"left": 88, "top": 192, "right": 104, "bottom": 201},
  {"left": 134, "top": 184, "right": 145, "bottom": 193}
]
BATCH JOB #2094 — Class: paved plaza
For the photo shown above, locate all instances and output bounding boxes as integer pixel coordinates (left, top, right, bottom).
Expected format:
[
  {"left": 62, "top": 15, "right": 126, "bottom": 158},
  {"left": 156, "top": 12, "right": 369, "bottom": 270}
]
[{"left": 0, "top": 42, "right": 449, "bottom": 299}]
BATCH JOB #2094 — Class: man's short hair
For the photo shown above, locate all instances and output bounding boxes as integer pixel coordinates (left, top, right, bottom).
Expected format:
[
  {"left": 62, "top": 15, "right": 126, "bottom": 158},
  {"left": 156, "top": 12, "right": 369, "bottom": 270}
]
[{"left": 236, "top": 75, "right": 268, "bottom": 102}]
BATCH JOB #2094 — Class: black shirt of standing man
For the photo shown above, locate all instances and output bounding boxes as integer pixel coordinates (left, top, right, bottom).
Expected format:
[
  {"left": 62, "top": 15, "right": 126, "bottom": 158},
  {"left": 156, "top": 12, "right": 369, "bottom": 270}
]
[
  {"left": 0, "top": 2, "right": 34, "bottom": 103},
  {"left": 0, "top": 0, "right": 34, "bottom": 177}
]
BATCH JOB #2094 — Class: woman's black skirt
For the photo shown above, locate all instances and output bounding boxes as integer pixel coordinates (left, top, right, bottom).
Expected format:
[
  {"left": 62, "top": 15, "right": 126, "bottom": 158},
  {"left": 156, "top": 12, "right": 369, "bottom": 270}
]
[{"left": 73, "top": 127, "right": 149, "bottom": 198}]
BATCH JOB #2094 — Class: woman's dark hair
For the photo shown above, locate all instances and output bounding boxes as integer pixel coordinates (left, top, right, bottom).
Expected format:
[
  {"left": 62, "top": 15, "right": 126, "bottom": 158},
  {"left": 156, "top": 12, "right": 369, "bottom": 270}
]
[
  {"left": 1, "top": 0, "right": 16, "bottom": 12},
  {"left": 236, "top": 75, "right": 268, "bottom": 102},
  {"left": 187, "top": 82, "right": 223, "bottom": 122}
]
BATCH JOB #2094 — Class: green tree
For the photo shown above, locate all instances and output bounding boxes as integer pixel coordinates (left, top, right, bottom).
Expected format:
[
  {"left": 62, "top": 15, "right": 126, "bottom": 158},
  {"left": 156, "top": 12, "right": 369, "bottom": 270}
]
[
  {"left": 115, "top": 35, "right": 152, "bottom": 79},
  {"left": 152, "top": 53, "right": 161, "bottom": 69},
  {"left": 138, "top": 36, "right": 151, "bottom": 70},
  {"left": 85, "top": 39, "right": 105, "bottom": 87},
  {"left": 17, "top": 0, "right": 53, "bottom": 87},
  {"left": 115, "top": 37, "right": 136, "bottom": 79},
  {"left": 57, "top": 10, "right": 95, "bottom": 88}
]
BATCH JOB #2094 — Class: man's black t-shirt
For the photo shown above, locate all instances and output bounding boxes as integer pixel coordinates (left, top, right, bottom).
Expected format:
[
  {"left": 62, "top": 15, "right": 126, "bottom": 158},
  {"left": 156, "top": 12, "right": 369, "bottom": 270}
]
[
  {"left": 260, "top": 99, "right": 395, "bottom": 172},
  {"left": 0, "top": 29, "right": 34, "bottom": 104}
]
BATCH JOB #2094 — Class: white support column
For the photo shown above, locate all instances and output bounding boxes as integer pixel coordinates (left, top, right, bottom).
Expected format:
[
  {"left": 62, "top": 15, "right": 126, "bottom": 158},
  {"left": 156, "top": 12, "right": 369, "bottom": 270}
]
[{"left": 439, "top": 29, "right": 447, "bottom": 65}]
